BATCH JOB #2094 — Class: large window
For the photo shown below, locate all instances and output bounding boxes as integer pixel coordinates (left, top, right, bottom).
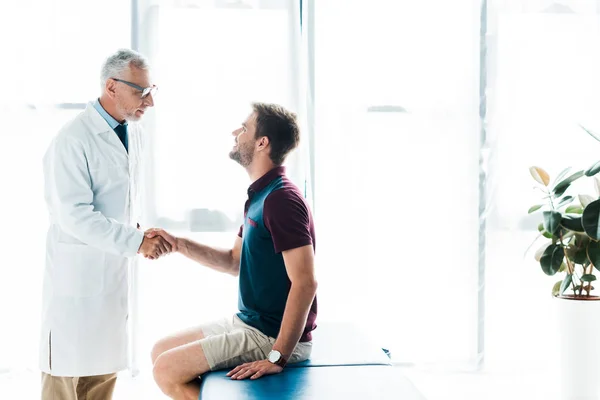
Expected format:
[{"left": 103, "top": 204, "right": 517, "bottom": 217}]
[
  {"left": 313, "top": 0, "right": 482, "bottom": 367},
  {"left": 132, "top": 0, "right": 306, "bottom": 376},
  {"left": 484, "top": 2, "right": 600, "bottom": 369},
  {"left": 145, "top": 3, "right": 304, "bottom": 230},
  {"left": 0, "top": 0, "right": 306, "bottom": 379}
]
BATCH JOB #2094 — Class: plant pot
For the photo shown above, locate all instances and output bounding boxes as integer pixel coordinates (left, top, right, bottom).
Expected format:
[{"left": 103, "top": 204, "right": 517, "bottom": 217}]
[{"left": 555, "top": 295, "right": 600, "bottom": 400}]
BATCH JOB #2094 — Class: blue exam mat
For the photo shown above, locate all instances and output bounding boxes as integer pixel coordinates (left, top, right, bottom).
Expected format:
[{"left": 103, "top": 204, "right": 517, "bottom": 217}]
[{"left": 199, "top": 365, "right": 426, "bottom": 400}]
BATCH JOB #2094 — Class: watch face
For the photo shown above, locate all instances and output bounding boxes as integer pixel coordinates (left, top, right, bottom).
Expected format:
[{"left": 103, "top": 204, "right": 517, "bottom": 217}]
[{"left": 268, "top": 350, "right": 281, "bottom": 363}]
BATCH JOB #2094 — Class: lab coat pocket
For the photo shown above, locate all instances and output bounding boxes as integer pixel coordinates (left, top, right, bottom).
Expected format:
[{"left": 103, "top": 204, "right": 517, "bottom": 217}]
[
  {"left": 53, "top": 243, "right": 105, "bottom": 297},
  {"left": 103, "top": 252, "right": 129, "bottom": 294}
]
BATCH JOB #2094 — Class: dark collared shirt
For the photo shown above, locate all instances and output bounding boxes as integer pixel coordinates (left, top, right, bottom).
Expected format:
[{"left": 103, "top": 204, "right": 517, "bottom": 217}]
[{"left": 236, "top": 166, "right": 317, "bottom": 342}]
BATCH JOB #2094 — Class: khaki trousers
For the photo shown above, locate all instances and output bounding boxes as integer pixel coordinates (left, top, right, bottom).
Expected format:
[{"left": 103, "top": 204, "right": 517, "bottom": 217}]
[{"left": 41, "top": 372, "right": 117, "bottom": 400}]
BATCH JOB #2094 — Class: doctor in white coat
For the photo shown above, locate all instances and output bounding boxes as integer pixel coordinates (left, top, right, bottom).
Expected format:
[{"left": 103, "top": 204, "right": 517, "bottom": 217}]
[{"left": 40, "top": 49, "right": 171, "bottom": 400}]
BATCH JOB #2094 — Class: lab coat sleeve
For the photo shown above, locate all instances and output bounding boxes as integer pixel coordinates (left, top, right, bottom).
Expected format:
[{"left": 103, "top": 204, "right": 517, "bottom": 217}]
[{"left": 47, "top": 135, "right": 144, "bottom": 257}]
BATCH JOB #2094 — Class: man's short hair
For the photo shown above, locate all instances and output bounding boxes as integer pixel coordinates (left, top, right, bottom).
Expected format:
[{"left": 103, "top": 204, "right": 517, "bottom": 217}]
[{"left": 252, "top": 102, "right": 300, "bottom": 165}]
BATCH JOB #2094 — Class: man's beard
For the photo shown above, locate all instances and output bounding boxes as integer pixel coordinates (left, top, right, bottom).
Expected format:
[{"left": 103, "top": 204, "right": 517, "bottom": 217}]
[
  {"left": 116, "top": 103, "right": 140, "bottom": 122},
  {"left": 229, "top": 143, "right": 254, "bottom": 167}
]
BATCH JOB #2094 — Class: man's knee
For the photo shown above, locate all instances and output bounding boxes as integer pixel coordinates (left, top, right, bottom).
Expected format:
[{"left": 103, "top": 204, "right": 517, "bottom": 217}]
[
  {"left": 151, "top": 338, "right": 169, "bottom": 365},
  {"left": 152, "top": 353, "right": 176, "bottom": 394},
  {"left": 150, "top": 342, "right": 161, "bottom": 365}
]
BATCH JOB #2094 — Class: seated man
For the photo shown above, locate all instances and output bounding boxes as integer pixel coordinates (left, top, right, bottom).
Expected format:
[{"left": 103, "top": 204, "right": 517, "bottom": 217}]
[{"left": 149, "top": 102, "right": 318, "bottom": 400}]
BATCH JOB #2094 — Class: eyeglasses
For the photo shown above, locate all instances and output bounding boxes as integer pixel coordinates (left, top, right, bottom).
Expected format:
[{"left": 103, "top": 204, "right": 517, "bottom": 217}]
[{"left": 112, "top": 78, "right": 158, "bottom": 99}]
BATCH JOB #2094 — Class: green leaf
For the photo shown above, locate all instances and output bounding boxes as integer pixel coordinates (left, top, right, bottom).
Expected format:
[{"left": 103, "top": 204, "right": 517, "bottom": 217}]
[
  {"left": 588, "top": 241, "right": 600, "bottom": 271},
  {"left": 538, "top": 222, "right": 554, "bottom": 239},
  {"left": 582, "top": 274, "right": 597, "bottom": 282},
  {"left": 568, "top": 234, "right": 590, "bottom": 265},
  {"left": 571, "top": 248, "right": 588, "bottom": 265},
  {"left": 534, "top": 242, "right": 551, "bottom": 262},
  {"left": 560, "top": 274, "right": 573, "bottom": 295},
  {"left": 580, "top": 124, "right": 600, "bottom": 144},
  {"left": 582, "top": 199, "right": 600, "bottom": 240},
  {"left": 528, "top": 205, "right": 543, "bottom": 214},
  {"left": 552, "top": 280, "right": 563, "bottom": 296},
  {"left": 557, "top": 196, "right": 575, "bottom": 209},
  {"left": 565, "top": 205, "right": 584, "bottom": 214},
  {"left": 558, "top": 262, "right": 567, "bottom": 273},
  {"left": 525, "top": 232, "right": 547, "bottom": 260},
  {"left": 553, "top": 167, "right": 572, "bottom": 188},
  {"left": 579, "top": 195, "right": 595, "bottom": 209},
  {"left": 540, "top": 244, "right": 565, "bottom": 276},
  {"left": 553, "top": 170, "right": 585, "bottom": 197},
  {"left": 561, "top": 215, "right": 584, "bottom": 232},
  {"left": 586, "top": 160, "right": 600, "bottom": 177},
  {"left": 543, "top": 211, "right": 562, "bottom": 235}
]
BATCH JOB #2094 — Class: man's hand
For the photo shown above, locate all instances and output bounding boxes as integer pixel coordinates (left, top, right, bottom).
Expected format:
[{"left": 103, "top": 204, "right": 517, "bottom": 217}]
[
  {"left": 138, "top": 235, "right": 171, "bottom": 259},
  {"left": 145, "top": 228, "right": 179, "bottom": 253},
  {"left": 226, "top": 360, "right": 283, "bottom": 380}
]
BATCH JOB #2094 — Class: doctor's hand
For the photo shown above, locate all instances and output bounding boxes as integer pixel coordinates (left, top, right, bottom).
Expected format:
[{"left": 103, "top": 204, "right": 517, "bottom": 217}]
[
  {"left": 145, "top": 228, "right": 179, "bottom": 253},
  {"left": 138, "top": 236, "right": 171, "bottom": 259}
]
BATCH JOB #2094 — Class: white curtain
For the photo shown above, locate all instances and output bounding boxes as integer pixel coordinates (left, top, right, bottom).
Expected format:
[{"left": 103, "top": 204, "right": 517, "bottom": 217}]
[
  {"left": 312, "top": 0, "right": 482, "bottom": 368},
  {"left": 484, "top": 0, "right": 600, "bottom": 370}
]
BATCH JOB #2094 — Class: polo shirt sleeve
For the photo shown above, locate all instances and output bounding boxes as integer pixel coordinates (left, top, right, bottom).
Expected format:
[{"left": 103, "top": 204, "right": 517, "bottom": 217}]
[
  {"left": 263, "top": 189, "right": 313, "bottom": 253},
  {"left": 237, "top": 224, "right": 243, "bottom": 238}
]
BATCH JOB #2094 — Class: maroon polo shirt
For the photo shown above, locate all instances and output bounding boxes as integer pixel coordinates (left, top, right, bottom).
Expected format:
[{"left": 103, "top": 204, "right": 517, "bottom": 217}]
[{"left": 236, "top": 166, "right": 318, "bottom": 342}]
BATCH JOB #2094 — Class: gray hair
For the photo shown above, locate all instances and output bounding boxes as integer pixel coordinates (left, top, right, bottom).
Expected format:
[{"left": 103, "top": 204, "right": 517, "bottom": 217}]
[{"left": 100, "top": 48, "right": 150, "bottom": 89}]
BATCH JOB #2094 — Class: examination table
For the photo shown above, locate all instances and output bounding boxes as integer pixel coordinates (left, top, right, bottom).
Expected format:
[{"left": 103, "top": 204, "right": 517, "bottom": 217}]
[{"left": 198, "top": 322, "right": 426, "bottom": 399}]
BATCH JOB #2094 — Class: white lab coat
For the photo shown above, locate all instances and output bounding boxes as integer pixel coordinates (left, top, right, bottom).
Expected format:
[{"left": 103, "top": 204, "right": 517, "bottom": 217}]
[{"left": 39, "top": 102, "right": 146, "bottom": 377}]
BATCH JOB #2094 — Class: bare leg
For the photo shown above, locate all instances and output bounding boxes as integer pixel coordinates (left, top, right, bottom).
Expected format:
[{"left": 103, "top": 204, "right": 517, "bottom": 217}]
[
  {"left": 153, "top": 340, "right": 210, "bottom": 400},
  {"left": 151, "top": 326, "right": 206, "bottom": 364}
]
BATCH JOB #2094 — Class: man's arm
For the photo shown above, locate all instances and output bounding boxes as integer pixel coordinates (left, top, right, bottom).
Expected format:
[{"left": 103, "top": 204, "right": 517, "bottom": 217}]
[
  {"left": 227, "top": 243, "right": 317, "bottom": 380},
  {"left": 146, "top": 229, "right": 242, "bottom": 276},
  {"left": 45, "top": 134, "right": 168, "bottom": 257},
  {"left": 227, "top": 189, "right": 317, "bottom": 380},
  {"left": 272, "top": 244, "right": 318, "bottom": 357}
]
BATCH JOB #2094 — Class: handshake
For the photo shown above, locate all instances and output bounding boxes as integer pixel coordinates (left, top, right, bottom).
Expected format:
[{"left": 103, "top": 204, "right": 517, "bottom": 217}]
[{"left": 138, "top": 228, "right": 177, "bottom": 259}]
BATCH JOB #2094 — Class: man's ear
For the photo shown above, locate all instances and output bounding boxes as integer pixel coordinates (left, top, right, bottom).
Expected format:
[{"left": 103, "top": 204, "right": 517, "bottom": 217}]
[
  {"left": 105, "top": 79, "right": 117, "bottom": 99},
  {"left": 257, "top": 135, "right": 270, "bottom": 151}
]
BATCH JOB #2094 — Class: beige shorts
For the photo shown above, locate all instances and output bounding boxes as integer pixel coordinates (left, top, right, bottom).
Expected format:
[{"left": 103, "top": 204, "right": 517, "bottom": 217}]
[{"left": 200, "top": 314, "right": 312, "bottom": 371}]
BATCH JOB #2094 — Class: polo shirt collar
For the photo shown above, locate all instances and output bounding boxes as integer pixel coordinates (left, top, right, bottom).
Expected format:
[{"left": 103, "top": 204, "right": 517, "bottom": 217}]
[{"left": 248, "top": 166, "right": 286, "bottom": 195}]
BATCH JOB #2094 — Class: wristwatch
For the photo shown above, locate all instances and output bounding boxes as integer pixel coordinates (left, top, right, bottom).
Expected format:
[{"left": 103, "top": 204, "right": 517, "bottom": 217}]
[{"left": 267, "top": 349, "right": 288, "bottom": 368}]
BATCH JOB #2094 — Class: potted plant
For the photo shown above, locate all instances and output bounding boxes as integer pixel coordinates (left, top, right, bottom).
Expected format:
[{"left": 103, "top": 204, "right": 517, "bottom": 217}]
[{"left": 528, "top": 127, "right": 600, "bottom": 399}]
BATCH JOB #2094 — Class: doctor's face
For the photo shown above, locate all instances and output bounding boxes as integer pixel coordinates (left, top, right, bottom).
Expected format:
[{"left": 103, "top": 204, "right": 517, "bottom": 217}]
[{"left": 113, "top": 66, "right": 155, "bottom": 122}]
